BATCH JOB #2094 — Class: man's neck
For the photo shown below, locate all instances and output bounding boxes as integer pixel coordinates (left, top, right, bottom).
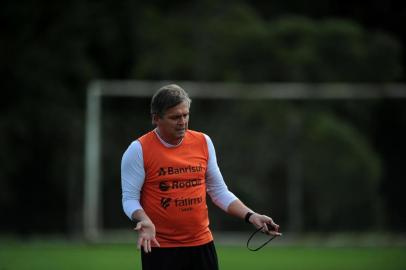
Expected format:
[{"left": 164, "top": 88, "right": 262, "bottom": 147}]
[{"left": 154, "top": 128, "right": 183, "bottom": 147}]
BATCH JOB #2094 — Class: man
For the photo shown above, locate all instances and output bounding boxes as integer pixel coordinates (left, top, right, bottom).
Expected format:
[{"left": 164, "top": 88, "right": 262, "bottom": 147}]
[{"left": 121, "top": 84, "right": 281, "bottom": 270}]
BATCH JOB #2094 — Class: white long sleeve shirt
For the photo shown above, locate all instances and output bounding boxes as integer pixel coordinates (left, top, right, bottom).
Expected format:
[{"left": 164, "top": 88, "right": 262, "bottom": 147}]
[{"left": 121, "top": 130, "right": 238, "bottom": 220}]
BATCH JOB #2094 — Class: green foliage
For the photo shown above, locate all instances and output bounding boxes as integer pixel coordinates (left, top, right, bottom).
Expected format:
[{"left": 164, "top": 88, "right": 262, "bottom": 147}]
[
  {"left": 1, "top": 1, "right": 404, "bottom": 234},
  {"left": 302, "top": 112, "right": 381, "bottom": 230},
  {"left": 191, "top": 99, "right": 382, "bottom": 231},
  {"left": 133, "top": 11, "right": 403, "bottom": 82}
]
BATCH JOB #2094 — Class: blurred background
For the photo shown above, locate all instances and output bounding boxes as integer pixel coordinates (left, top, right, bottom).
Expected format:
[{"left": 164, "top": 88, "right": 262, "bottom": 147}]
[{"left": 1, "top": 0, "right": 406, "bottom": 242}]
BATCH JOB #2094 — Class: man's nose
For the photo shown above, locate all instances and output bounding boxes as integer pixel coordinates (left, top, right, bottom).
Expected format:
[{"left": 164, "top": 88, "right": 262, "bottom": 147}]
[{"left": 178, "top": 116, "right": 187, "bottom": 124}]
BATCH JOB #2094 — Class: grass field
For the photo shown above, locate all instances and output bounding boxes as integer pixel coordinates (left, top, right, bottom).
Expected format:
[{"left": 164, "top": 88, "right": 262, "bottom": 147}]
[{"left": 1, "top": 242, "right": 405, "bottom": 270}]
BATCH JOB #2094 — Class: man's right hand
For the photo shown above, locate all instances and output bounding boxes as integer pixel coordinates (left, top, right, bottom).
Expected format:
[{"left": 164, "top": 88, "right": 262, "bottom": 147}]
[{"left": 134, "top": 220, "right": 160, "bottom": 253}]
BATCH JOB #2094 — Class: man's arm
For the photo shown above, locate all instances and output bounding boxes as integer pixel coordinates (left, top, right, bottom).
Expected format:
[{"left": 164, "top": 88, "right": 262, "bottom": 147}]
[
  {"left": 121, "top": 141, "right": 160, "bottom": 252},
  {"left": 121, "top": 141, "right": 145, "bottom": 219},
  {"left": 131, "top": 209, "right": 160, "bottom": 252},
  {"left": 227, "top": 199, "right": 281, "bottom": 235},
  {"left": 204, "top": 134, "right": 238, "bottom": 210},
  {"left": 204, "top": 134, "right": 281, "bottom": 235}
]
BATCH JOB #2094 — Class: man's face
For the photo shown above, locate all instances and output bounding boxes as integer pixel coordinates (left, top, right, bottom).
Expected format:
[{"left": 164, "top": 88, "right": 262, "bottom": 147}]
[{"left": 154, "top": 101, "right": 190, "bottom": 145}]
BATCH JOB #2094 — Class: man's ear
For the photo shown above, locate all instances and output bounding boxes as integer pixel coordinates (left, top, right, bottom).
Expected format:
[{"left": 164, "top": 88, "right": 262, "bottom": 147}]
[{"left": 152, "top": 114, "right": 159, "bottom": 126}]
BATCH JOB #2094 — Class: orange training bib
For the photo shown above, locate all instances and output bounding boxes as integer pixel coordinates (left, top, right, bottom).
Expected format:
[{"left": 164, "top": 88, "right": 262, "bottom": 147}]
[{"left": 138, "top": 130, "right": 213, "bottom": 247}]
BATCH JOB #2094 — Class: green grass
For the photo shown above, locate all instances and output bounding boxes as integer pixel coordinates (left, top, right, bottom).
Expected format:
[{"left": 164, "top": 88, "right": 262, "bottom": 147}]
[
  {"left": 219, "top": 246, "right": 406, "bottom": 270},
  {"left": 1, "top": 242, "right": 405, "bottom": 270}
]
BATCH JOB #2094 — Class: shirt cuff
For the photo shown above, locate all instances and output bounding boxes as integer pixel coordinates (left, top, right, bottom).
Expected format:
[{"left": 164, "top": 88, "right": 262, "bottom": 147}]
[{"left": 123, "top": 199, "right": 143, "bottom": 220}]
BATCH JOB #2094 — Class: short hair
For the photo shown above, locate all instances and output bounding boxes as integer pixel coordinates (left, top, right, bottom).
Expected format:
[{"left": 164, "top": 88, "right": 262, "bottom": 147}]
[{"left": 151, "top": 84, "right": 191, "bottom": 118}]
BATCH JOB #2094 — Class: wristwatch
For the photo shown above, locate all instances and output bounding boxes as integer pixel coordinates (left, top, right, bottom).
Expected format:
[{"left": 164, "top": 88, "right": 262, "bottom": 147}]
[{"left": 245, "top": 212, "right": 255, "bottom": 224}]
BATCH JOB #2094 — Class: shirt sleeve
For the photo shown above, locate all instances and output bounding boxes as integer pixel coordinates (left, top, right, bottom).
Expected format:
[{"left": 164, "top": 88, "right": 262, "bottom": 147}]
[
  {"left": 121, "top": 140, "right": 145, "bottom": 220},
  {"left": 204, "top": 134, "right": 238, "bottom": 211}
]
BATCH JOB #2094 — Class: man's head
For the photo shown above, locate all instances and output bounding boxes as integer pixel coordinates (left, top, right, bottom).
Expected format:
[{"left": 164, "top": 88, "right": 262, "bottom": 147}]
[
  {"left": 151, "top": 84, "right": 191, "bottom": 117},
  {"left": 151, "top": 84, "right": 191, "bottom": 145}
]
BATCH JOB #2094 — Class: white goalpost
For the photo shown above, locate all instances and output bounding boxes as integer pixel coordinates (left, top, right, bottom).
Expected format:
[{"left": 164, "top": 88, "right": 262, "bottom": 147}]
[{"left": 84, "top": 80, "right": 406, "bottom": 241}]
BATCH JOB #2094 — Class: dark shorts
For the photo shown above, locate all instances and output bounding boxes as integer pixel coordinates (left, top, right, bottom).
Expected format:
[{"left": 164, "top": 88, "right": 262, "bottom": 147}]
[{"left": 141, "top": 241, "right": 219, "bottom": 270}]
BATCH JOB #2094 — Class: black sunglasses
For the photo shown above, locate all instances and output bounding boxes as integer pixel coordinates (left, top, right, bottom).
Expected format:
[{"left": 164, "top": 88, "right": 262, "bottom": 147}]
[{"left": 246, "top": 225, "right": 280, "bottom": 251}]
